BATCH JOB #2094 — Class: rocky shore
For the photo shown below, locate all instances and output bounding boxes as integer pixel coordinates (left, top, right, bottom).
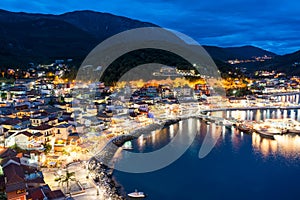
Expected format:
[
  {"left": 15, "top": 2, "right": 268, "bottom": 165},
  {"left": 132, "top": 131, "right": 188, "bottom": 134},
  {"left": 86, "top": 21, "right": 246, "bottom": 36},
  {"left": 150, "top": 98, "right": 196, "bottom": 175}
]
[{"left": 88, "top": 117, "right": 186, "bottom": 199}]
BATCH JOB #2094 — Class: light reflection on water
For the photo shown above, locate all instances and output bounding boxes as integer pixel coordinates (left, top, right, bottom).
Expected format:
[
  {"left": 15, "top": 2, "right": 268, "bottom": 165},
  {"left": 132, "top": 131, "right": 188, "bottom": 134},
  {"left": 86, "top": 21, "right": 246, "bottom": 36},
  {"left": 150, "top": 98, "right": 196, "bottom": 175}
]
[
  {"left": 252, "top": 132, "right": 300, "bottom": 163},
  {"left": 213, "top": 108, "right": 300, "bottom": 122},
  {"left": 215, "top": 108, "right": 300, "bottom": 160},
  {"left": 114, "top": 116, "right": 300, "bottom": 200},
  {"left": 130, "top": 118, "right": 300, "bottom": 160}
]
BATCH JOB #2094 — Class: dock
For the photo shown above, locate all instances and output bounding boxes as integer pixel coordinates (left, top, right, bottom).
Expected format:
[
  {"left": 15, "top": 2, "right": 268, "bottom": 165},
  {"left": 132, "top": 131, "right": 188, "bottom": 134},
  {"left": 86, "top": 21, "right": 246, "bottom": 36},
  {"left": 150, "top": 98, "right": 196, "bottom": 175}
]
[{"left": 198, "top": 114, "right": 300, "bottom": 139}]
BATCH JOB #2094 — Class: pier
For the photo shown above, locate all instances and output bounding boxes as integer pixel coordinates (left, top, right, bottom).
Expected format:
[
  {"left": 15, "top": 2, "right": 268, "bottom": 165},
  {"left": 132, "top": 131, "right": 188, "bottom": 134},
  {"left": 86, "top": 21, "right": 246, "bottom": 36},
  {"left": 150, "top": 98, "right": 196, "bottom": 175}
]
[{"left": 202, "top": 105, "right": 300, "bottom": 112}]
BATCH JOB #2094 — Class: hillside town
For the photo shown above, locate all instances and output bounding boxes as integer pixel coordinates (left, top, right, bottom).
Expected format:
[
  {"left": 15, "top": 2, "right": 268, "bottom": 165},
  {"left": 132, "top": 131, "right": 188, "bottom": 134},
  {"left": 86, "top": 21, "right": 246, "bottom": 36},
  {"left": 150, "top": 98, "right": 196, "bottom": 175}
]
[{"left": 1, "top": 61, "right": 300, "bottom": 199}]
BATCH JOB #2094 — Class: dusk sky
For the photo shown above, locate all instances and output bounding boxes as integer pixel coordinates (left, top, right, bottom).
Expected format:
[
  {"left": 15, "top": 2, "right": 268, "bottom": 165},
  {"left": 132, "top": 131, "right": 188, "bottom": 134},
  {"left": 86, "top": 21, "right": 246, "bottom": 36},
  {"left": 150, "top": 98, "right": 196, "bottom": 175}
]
[{"left": 1, "top": 0, "right": 300, "bottom": 55}]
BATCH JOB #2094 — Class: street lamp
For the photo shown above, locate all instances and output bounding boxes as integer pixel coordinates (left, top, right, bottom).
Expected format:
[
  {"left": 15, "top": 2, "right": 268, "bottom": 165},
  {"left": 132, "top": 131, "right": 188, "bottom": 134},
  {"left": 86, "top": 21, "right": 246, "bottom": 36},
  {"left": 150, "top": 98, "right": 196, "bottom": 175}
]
[{"left": 232, "top": 90, "right": 237, "bottom": 96}]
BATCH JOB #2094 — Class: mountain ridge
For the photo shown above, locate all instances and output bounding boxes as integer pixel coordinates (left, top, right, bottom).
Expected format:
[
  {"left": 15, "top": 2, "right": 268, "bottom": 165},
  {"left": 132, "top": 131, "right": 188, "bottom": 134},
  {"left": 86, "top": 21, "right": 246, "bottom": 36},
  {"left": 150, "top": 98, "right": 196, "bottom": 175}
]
[
  {"left": 0, "top": 9, "right": 156, "bottom": 67},
  {"left": 203, "top": 45, "right": 277, "bottom": 61},
  {"left": 0, "top": 9, "right": 299, "bottom": 75}
]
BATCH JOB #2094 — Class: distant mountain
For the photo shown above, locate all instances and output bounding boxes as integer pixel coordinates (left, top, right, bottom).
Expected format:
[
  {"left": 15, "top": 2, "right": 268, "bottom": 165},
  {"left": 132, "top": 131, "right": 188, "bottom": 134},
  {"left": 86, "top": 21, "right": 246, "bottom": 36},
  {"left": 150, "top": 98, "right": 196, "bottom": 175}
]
[
  {"left": 203, "top": 45, "right": 277, "bottom": 61},
  {"left": 274, "top": 50, "right": 300, "bottom": 65},
  {"left": 260, "top": 50, "right": 300, "bottom": 75},
  {"left": 0, "top": 9, "right": 299, "bottom": 76},
  {"left": 0, "top": 9, "right": 156, "bottom": 67},
  {"left": 0, "top": 16, "right": 98, "bottom": 66},
  {"left": 59, "top": 10, "right": 156, "bottom": 41}
]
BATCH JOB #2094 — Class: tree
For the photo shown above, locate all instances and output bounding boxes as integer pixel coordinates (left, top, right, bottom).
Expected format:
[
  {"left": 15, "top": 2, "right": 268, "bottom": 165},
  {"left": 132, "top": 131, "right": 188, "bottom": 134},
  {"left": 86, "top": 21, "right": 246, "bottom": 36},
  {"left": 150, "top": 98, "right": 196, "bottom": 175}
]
[
  {"left": 55, "top": 170, "right": 76, "bottom": 196},
  {"left": 43, "top": 143, "right": 52, "bottom": 155},
  {"left": 0, "top": 92, "right": 7, "bottom": 100},
  {"left": 10, "top": 143, "right": 25, "bottom": 153}
]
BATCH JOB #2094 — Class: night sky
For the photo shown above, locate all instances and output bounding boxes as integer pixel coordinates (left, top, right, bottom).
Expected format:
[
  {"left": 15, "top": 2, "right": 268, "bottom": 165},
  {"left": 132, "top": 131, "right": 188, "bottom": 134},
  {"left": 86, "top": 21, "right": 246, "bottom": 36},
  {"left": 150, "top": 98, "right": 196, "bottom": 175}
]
[{"left": 1, "top": 0, "right": 300, "bottom": 55}]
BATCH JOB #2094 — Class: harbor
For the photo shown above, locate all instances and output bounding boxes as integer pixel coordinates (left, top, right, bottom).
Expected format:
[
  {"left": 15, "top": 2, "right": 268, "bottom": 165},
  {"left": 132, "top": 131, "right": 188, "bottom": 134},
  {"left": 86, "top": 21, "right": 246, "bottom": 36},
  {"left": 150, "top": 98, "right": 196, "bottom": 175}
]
[
  {"left": 113, "top": 118, "right": 300, "bottom": 200},
  {"left": 85, "top": 106, "right": 300, "bottom": 199},
  {"left": 199, "top": 111, "right": 300, "bottom": 140}
]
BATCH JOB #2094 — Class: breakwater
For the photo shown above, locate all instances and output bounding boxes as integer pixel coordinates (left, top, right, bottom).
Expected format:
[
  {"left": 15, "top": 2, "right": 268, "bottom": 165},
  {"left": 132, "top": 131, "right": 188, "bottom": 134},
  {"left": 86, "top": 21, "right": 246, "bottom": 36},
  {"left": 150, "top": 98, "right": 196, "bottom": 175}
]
[{"left": 87, "top": 117, "right": 183, "bottom": 199}]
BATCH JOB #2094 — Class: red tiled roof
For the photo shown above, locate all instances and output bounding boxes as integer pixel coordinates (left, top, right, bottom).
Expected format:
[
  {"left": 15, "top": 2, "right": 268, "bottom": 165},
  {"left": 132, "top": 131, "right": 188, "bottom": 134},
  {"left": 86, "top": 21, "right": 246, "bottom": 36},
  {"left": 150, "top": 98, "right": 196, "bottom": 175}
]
[
  {"left": 1, "top": 157, "right": 20, "bottom": 167},
  {"left": 17, "top": 152, "right": 30, "bottom": 159},
  {"left": 4, "top": 174, "right": 26, "bottom": 192},
  {"left": 27, "top": 187, "right": 45, "bottom": 200},
  {"left": 45, "top": 189, "right": 65, "bottom": 200},
  {"left": 6, "top": 173, "right": 24, "bottom": 184},
  {"left": 0, "top": 148, "right": 17, "bottom": 159},
  {"left": 26, "top": 176, "right": 45, "bottom": 184},
  {"left": 3, "top": 163, "right": 24, "bottom": 180}
]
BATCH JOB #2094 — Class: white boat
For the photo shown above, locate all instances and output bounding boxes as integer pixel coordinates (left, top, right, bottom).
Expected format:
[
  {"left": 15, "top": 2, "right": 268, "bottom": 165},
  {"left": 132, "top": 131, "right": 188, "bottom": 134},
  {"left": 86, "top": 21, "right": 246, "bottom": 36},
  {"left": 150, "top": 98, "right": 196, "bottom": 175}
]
[
  {"left": 128, "top": 189, "right": 145, "bottom": 198},
  {"left": 122, "top": 141, "right": 133, "bottom": 150}
]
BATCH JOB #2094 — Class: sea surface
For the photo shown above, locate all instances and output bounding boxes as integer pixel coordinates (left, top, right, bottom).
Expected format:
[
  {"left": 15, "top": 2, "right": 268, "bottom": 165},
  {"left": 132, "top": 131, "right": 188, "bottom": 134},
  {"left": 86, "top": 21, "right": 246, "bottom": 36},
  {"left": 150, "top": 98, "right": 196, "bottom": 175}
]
[{"left": 113, "top": 110, "right": 300, "bottom": 200}]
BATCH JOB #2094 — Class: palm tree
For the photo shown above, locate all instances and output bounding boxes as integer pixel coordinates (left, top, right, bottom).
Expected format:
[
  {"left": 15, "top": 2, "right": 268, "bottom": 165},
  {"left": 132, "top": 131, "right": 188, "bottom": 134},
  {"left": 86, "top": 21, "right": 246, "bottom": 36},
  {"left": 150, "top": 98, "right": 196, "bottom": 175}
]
[{"left": 55, "top": 170, "right": 76, "bottom": 196}]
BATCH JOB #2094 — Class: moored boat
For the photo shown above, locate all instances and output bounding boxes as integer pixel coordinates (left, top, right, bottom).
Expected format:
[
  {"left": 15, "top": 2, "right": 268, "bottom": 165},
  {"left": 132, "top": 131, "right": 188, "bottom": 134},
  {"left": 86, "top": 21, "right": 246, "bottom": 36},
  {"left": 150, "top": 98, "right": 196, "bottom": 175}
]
[
  {"left": 255, "top": 129, "right": 276, "bottom": 139},
  {"left": 237, "top": 124, "right": 252, "bottom": 133},
  {"left": 255, "top": 127, "right": 284, "bottom": 139},
  {"left": 222, "top": 119, "right": 233, "bottom": 128},
  {"left": 287, "top": 128, "right": 300, "bottom": 134},
  {"left": 287, "top": 125, "right": 300, "bottom": 135},
  {"left": 128, "top": 189, "right": 145, "bottom": 198}
]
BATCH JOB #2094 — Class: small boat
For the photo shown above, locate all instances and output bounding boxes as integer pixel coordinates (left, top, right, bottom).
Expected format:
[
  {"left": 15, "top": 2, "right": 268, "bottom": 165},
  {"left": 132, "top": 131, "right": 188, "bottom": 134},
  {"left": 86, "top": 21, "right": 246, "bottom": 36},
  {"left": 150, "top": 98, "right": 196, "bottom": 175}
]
[
  {"left": 122, "top": 141, "right": 133, "bottom": 150},
  {"left": 205, "top": 120, "right": 211, "bottom": 125},
  {"left": 288, "top": 128, "right": 300, "bottom": 134},
  {"left": 287, "top": 125, "right": 300, "bottom": 134},
  {"left": 128, "top": 189, "right": 145, "bottom": 198},
  {"left": 222, "top": 120, "right": 233, "bottom": 128},
  {"left": 255, "top": 130, "right": 275, "bottom": 139},
  {"left": 202, "top": 117, "right": 212, "bottom": 124},
  {"left": 237, "top": 124, "right": 252, "bottom": 133},
  {"left": 255, "top": 127, "right": 283, "bottom": 139}
]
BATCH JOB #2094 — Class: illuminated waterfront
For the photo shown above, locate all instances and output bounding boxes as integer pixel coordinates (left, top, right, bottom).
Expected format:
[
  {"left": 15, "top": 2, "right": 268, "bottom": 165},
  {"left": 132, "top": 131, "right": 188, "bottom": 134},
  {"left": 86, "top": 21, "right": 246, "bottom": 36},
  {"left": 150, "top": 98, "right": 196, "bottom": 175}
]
[
  {"left": 213, "top": 108, "right": 300, "bottom": 121},
  {"left": 113, "top": 118, "right": 300, "bottom": 200}
]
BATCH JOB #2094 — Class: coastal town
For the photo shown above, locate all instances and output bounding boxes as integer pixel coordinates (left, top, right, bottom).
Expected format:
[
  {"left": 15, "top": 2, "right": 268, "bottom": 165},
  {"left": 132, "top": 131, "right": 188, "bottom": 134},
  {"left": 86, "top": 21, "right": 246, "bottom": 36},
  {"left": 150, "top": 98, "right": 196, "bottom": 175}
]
[
  {"left": 1, "top": 61, "right": 300, "bottom": 200},
  {"left": 1, "top": 0, "right": 300, "bottom": 199}
]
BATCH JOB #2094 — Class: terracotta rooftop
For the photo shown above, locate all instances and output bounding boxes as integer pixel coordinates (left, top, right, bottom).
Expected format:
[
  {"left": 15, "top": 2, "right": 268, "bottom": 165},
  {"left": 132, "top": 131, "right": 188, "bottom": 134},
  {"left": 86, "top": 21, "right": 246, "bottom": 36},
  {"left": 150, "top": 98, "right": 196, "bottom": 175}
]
[
  {"left": 3, "top": 163, "right": 24, "bottom": 180},
  {"left": 27, "top": 187, "right": 45, "bottom": 200},
  {"left": 0, "top": 148, "right": 17, "bottom": 159},
  {"left": 26, "top": 176, "right": 45, "bottom": 184},
  {"left": 2, "top": 163, "right": 26, "bottom": 193},
  {"left": 4, "top": 174, "right": 26, "bottom": 192},
  {"left": 1, "top": 157, "right": 20, "bottom": 167},
  {"left": 45, "top": 189, "right": 65, "bottom": 200}
]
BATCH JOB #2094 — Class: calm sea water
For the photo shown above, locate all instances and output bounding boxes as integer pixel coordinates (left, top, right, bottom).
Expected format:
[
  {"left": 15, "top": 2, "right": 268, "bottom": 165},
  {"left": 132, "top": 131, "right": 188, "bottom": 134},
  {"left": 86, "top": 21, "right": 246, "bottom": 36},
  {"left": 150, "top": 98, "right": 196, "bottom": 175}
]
[{"left": 113, "top": 115, "right": 300, "bottom": 200}]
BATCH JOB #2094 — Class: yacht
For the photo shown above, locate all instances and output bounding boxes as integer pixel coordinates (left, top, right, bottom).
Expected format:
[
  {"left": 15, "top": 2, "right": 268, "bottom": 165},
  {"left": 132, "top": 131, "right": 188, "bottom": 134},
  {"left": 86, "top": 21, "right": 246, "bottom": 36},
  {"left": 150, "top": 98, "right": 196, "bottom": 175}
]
[
  {"left": 288, "top": 125, "right": 300, "bottom": 134},
  {"left": 255, "top": 127, "right": 282, "bottom": 139},
  {"left": 128, "top": 189, "right": 145, "bottom": 198}
]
